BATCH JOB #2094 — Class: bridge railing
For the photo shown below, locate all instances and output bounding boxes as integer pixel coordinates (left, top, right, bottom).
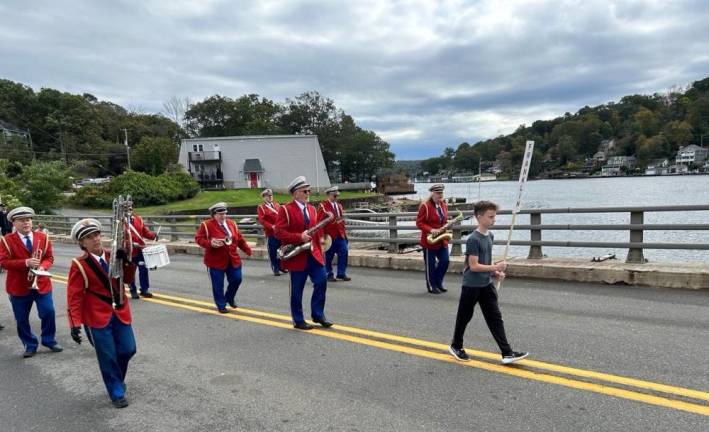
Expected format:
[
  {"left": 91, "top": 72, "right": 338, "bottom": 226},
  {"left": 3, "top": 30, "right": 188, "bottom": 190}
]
[{"left": 34, "top": 204, "right": 709, "bottom": 263}]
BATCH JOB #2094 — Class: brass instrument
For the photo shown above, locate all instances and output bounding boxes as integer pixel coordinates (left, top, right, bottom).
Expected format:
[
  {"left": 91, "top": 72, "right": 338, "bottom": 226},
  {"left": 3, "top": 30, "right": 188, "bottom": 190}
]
[
  {"left": 426, "top": 210, "right": 463, "bottom": 244},
  {"left": 110, "top": 195, "right": 133, "bottom": 308},
  {"left": 278, "top": 212, "right": 334, "bottom": 261},
  {"left": 27, "top": 240, "right": 43, "bottom": 290}
]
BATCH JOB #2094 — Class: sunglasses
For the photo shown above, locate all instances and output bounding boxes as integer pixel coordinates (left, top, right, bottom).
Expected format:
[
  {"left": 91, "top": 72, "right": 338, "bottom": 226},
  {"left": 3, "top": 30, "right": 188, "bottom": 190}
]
[{"left": 301, "top": 189, "right": 311, "bottom": 194}]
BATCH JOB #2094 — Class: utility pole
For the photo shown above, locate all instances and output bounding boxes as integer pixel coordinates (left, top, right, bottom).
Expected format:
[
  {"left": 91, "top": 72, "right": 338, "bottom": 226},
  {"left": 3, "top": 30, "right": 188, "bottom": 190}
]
[{"left": 124, "top": 128, "right": 131, "bottom": 170}]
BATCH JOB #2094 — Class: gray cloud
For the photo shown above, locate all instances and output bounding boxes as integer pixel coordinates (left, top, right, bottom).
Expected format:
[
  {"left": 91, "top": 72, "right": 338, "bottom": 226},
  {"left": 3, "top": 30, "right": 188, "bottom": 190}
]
[{"left": 1, "top": 0, "right": 707, "bottom": 159}]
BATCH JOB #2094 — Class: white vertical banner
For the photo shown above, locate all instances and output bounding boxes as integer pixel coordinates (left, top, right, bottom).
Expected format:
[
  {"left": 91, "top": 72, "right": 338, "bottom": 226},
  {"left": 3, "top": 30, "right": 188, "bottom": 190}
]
[{"left": 497, "top": 140, "right": 534, "bottom": 291}]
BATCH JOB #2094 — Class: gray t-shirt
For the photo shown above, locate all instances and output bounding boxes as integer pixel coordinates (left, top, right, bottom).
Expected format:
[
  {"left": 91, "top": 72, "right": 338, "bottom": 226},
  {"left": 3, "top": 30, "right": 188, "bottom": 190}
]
[{"left": 463, "top": 230, "right": 494, "bottom": 287}]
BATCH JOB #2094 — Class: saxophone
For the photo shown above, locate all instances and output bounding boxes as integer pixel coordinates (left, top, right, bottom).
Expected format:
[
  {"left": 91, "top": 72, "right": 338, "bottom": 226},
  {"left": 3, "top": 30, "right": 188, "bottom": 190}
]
[
  {"left": 426, "top": 209, "right": 463, "bottom": 245},
  {"left": 277, "top": 212, "right": 334, "bottom": 261}
]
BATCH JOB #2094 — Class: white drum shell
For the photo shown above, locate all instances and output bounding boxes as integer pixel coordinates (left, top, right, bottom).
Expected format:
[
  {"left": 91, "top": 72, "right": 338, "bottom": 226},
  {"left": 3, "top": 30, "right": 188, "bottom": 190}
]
[{"left": 142, "top": 244, "right": 170, "bottom": 268}]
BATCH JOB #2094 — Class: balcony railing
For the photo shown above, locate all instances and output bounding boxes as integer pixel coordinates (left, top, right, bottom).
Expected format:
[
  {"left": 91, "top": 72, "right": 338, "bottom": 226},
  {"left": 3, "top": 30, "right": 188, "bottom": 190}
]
[{"left": 189, "top": 151, "right": 221, "bottom": 162}]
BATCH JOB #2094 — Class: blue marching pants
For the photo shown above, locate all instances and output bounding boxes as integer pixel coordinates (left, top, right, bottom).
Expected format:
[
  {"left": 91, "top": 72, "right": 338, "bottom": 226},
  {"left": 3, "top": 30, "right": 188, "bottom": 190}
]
[
  {"left": 325, "top": 236, "right": 349, "bottom": 279},
  {"left": 129, "top": 250, "right": 150, "bottom": 295},
  {"left": 86, "top": 314, "right": 136, "bottom": 401},
  {"left": 289, "top": 255, "right": 328, "bottom": 324},
  {"left": 9, "top": 291, "right": 58, "bottom": 352},
  {"left": 208, "top": 264, "right": 243, "bottom": 309},
  {"left": 267, "top": 236, "right": 283, "bottom": 274},
  {"left": 423, "top": 247, "right": 449, "bottom": 291}
]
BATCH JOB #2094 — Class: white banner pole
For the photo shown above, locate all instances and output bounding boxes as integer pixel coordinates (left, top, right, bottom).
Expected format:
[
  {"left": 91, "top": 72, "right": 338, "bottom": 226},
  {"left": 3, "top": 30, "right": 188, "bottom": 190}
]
[{"left": 496, "top": 140, "right": 534, "bottom": 290}]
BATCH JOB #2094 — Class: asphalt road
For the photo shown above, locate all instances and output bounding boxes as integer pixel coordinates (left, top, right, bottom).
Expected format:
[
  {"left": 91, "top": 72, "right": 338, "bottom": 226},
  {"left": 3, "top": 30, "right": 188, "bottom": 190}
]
[{"left": 1, "top": 244, "right": 707, "bottom": 431}]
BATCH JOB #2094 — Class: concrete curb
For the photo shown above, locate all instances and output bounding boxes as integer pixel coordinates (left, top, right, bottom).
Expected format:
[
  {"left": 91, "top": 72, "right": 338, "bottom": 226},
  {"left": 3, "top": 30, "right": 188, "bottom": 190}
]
[{"left": 50, "top": 235, "right": 708, "bottom": 290}]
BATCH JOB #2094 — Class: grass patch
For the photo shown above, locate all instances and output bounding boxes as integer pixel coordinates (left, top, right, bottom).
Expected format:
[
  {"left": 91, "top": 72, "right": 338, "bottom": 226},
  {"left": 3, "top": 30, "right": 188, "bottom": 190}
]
[{"left": 136, "top": 189, "right": 379, "bottom": 215}]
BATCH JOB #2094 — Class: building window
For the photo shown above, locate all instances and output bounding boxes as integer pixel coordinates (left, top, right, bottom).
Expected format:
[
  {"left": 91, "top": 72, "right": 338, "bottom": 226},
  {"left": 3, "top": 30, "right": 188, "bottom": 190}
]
[{"left": 198, "top": 144, "right": 204, "bottom": 151}]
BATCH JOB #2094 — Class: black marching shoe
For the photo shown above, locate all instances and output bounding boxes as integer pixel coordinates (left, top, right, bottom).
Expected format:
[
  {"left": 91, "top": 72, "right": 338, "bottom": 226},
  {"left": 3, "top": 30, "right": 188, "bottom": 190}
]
[
  {"left": 227, "top": 300, "right": 237, "bottom": 309},
  {"left": 438, "top": 286, "right": 447, "bottom": 293},
  {"left": 130, "top": 292, "right": 140, "bottom": 300},
  {"left": 0, "top": 323, "right": 4, "bottom": 330},
  {"left": 502, "top": 351, "right": 529, "bottom": 364},
  {"left": 22, "top": 349, "right": 36, "bottom": 358},
  {"left": 112, "top": 396, "right": 129, "bottom": 408},
  {"left": 273, "top": 271, "right": 282, "bottom": 276},
  {"left": 47, "top": 344, "right": 63, "bottom": 353},
  {"left": 336, "top": 276, "right": 351, "bottom": 282},
  {"left": 140, "top": 292, "right": 154, "bottom": 298},
  {"left": 217, "top": 308, "right": 229, "bottom": 314},
  {"left": 279, "top": 269, "right": 289, "bottom": 274},
  {"left": 293, "top": 322, "right": 314, "bottom": 330},
  {"left": 429, "top": 288, "right": 442, "bottom": 294},
  {"left": 327, "top": 275, "right": 337, "bottom": 282},
  {"left": 448, "top": 345, "right": 470, "bottom": 362},
  {"left": 312, "top": 318, "right": 333, "bottom": 328}
]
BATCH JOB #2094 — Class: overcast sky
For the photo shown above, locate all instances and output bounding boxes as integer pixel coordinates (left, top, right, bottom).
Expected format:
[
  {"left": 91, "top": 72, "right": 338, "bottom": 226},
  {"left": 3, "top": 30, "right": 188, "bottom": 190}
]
[{"left": 1, "top": 0, "right": 708, "bottom": 159}]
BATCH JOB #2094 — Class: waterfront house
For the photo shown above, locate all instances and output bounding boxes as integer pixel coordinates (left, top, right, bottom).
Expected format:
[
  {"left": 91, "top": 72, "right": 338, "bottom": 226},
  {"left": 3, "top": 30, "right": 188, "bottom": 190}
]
[
  {"left": 601, "top": 155, "right": 636, "bottom": 176},
  {"left": 178, "top": 135, "right": 330, "bottom": 191},
  {"left": 593, "top": 151, "right": 607, "bottom": 162},
  {"left": 645, "top": 158, "right": 670, "bottom": 175},
  {"left": 675, "top": 144, "right": 708, "bottom": 166}
]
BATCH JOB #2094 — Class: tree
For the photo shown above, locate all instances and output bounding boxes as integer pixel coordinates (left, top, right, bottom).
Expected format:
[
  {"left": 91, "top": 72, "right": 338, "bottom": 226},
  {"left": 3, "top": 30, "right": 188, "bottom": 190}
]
[
  {"left": 162, "top": 96, "right": 192, "bottom": 128},
  {"left": 15, "top": 161, "right": 72, "bottom": 213},
  {"left": 132, "top": 136, "right": 179, "bottom": 175}
]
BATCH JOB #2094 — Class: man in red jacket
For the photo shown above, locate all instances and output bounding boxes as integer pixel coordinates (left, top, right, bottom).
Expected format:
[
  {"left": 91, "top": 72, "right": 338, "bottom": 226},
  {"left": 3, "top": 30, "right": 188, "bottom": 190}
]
[
  {"left": 275, "top": 176, "right": 333, "bottom": 330},
  {"left": 67, "top": 218, "right": 135, "bottom": 408},
  {"left": 126, "top": 206, "right": 157, "bottom": 299},
  {"left": 318, "top": 186, "right": 350, "bottom": 282},
  {"left": 257, "top": 188, "right": 286, "bottom": 276},
  {"left": 0, "top": 206, "right": 62, "bottom": 357},
  {"left": 415, "top": 184, "right": 450, "bottom": 294},
  {"left": 195, "top": 202, "right": 252, "bottom": 313}
]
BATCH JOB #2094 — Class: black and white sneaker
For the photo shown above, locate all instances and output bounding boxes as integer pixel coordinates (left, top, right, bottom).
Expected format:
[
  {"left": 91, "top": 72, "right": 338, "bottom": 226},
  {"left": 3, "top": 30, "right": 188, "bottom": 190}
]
[
  {"left": 501, "top": 351, "right": 529, "bottom": 364},
  {"left": 448, "top": 345, "right": 470, "bottom": 362}
]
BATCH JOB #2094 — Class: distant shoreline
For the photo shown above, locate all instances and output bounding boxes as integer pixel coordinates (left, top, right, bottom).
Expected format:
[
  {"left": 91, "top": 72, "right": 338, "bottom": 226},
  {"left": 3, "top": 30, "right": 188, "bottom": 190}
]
[{"left": 415, "top": 172, "right": 709, "bottom": 183}]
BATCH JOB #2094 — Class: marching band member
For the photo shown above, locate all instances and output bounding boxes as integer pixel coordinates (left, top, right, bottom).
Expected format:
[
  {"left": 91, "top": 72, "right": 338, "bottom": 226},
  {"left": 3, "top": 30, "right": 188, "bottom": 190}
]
[
  {"left": 318, "top": 186, "right": 350, "bottom": 282},
  {"left": 0, "top": 206, "right": 61, "bottom": 357},
  {"left": 195, "top": 202, "right": 252, "bottom": 313},
  {"left": 415, "top": 184, "right": 450, "bottom": 294},
  {"left": 126, "top": 205, "right": 157, "bottom": 299},
  {"left": 257, "top": 188, "right": 287, "bottom": 276},
  {"left": 275, "top": 176, "right": 332, "bottom": 330},
  {"left": 67, "top": 218, "right": 136, "bottom": 408}
]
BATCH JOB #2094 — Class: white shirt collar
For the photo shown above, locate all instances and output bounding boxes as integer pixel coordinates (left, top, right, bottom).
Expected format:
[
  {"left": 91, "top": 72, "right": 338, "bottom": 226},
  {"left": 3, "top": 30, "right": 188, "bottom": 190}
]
[
  {"left": 295, "top": 200, "right": 307, "bottom": 211},
  {"left": 18, "top": 231, "right": 33, "bottom": 242},
  {"left": 91, "top": 251, "right": 107, "bottom": 262}
]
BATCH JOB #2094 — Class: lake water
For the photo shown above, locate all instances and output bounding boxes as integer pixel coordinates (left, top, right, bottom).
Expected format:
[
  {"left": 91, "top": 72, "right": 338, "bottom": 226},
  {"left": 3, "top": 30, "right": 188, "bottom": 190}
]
[{"left": 405, "top": 176, "right": 709, "bottom": 263}]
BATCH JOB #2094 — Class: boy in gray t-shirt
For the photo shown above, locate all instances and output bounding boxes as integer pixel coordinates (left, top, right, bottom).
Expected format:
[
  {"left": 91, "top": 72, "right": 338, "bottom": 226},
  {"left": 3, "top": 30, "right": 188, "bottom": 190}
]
[{"left": 448, "top": 200, "right": 528, "bottom": 365}]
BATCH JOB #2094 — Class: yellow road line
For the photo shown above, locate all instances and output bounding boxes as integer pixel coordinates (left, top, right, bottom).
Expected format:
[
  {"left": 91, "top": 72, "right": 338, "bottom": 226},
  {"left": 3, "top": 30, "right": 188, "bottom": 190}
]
[
  {"left": 51, "top": 275, "right": 709, "bottom": 415},
  {"left": 147, "top": 290, "right": 709, "bottom": 403}
]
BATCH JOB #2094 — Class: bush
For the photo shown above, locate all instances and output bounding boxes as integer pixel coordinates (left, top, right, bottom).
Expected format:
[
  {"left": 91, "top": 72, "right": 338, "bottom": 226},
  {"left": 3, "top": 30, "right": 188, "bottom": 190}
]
[{"left": 71, "top": 170, "right": 200, "bottom": 208}]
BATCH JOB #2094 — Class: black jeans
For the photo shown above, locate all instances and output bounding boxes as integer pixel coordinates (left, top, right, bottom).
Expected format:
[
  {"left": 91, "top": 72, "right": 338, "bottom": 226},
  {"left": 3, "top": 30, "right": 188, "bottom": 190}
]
[{"left": 451, "top": 284, "right": 512, "bottom": 355}]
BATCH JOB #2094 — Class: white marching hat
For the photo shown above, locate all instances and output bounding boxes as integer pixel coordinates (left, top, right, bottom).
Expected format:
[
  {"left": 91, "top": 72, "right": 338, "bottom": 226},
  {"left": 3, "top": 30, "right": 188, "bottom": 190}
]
[
  {"left": 288, "top": 176, "right": 310, "bottom": 193},
  {"left": 428, "top": 183, "right": 445, "bottom": 192},
  {"left": 325, "top": 186, "right": 340, "bottom": 195},
  {"left": 7, "top": 206, "right": 35, "bottom": 222},
  {"left": 209, "top": 202, "right": 228, "bottom": 214},
  {"left": 261, "top": 188, "right": 273, "bottom": 197},
  {"left": 71, "top": 218, "right": 102, "bottom": 242}
]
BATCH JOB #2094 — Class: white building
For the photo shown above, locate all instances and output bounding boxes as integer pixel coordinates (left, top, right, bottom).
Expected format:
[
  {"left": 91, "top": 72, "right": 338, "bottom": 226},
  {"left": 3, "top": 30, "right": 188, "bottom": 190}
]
[
  {"left": 675, "top": 144, "right": 708, "bottom": 166},
  {"left": 601, "top": 155, "right": 636, "bottom": 176},
  {"left": 645, "top": 158, "right": 669, "bottom": 176},
  {"left": 179, "top": 135, "right": 331, "bottom": 191}
]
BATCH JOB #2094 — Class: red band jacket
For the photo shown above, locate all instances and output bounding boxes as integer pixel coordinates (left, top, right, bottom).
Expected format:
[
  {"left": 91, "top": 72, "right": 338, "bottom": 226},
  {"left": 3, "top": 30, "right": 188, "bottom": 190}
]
[
  {"left": 67, "top": 249, "right": 132, "bottom": 328},
  {"left": 274, "top": 201, "right": 325, "bottom": 271},
  {"left": 195, "top": 218, "right": 252, "bottom": 269},
  {"left": 257, "top": 202, "right": 281, "bottom": 238},
  {"left": 416, "top": 199, "right": 449, "bottom": 249},
  {"left": 0, "top": 231, "right": 54, "bottom": 296},
  {"left": 317, "top": 200, "right": 347, "bottom": 239}
]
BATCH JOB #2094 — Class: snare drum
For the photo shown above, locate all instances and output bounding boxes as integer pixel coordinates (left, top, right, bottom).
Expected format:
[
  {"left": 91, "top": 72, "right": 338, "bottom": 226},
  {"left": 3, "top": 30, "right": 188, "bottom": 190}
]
[{"left": 142, "top": 244, "right": 170, "bottom": 269}]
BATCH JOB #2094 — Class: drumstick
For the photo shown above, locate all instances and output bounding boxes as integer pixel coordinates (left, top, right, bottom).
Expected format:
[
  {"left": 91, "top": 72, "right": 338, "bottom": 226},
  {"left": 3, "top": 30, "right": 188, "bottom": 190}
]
[{"left": 154, "top": 224, "right": 162, "bottom": 244}]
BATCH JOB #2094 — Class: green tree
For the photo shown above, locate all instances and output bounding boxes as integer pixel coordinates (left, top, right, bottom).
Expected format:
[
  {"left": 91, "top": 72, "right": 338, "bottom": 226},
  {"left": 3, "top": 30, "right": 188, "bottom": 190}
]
[
  {"left": 132, "top": 136, "right": 179, "bottom": 175},
  {"left": 15, "top": 161, "right": 72, "bottom": 213}
]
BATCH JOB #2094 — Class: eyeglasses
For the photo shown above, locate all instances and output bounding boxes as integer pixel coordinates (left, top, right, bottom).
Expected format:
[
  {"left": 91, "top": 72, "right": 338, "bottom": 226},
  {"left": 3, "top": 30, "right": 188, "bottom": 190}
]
[{"left": 302, "top": 190, "right": 311, "bottom": 194}]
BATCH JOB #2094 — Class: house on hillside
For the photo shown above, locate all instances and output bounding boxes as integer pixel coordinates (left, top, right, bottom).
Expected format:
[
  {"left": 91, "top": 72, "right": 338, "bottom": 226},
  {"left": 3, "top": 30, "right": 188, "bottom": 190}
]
[
  {"left": 675, "top": 144, "right": 708, "bottom": 166},
  {"left": 0, "top": 119, "right": 31, "bottom": 146},
  {"left": 645, "top": 158, "right": 670, "bottom": 175},
  {"left": 178, "top": 135, "right": 331, "bottom": 191},
  {"left": 601, "top": 155, "right": 636, "bottom": 176}
]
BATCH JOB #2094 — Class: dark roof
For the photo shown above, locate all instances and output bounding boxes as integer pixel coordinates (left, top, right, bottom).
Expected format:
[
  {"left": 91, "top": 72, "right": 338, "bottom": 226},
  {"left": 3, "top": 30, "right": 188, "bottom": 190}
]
[
  {"left": 243, "top": 158, "right": 263, "bottom": 172},
  {"left": 0, "top": 119, "right": 28, "bottom": 132}
]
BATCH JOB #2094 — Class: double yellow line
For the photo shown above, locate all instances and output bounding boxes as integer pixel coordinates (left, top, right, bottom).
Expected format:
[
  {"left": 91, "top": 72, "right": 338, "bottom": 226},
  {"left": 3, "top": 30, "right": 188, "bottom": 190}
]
[{"left": 52, "top": 274, "right": 709, "bottom": 416}]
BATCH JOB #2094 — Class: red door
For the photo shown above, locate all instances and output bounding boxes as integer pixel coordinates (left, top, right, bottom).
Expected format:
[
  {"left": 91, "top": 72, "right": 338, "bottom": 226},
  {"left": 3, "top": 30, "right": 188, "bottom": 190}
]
[{"left": 249, "top": 172, "right": 258, "bottom": 188}]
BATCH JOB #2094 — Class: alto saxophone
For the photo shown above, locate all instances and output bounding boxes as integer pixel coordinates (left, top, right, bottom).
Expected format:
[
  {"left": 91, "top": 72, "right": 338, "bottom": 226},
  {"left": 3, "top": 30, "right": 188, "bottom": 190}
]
[
  {"left": 277, "top": 212, "right": 334, "bottom": 261},
  {"left": 426, "top": 210, "right": 464, "bottom": 245}
]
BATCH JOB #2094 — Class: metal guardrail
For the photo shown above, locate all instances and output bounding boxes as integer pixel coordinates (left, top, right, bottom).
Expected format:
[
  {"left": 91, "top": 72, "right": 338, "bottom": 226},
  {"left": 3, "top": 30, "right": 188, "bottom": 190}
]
[{"left": 34, "top": 204, "right": 709, "bottom": 264}]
